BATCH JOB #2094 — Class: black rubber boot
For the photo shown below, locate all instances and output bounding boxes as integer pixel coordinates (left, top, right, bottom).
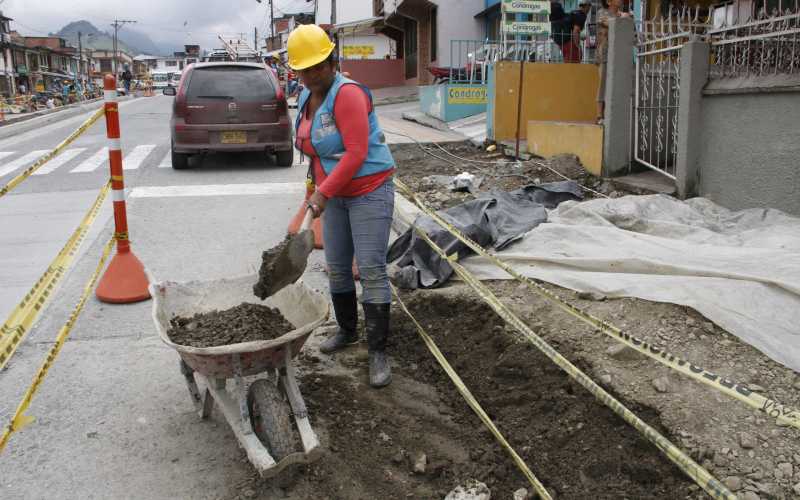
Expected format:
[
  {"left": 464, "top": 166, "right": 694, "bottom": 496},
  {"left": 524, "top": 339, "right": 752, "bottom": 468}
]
[
  {"left": 364, "top": 303, "right": 392, "bottom": 388},
  {"left": 319, "top": 291, "right": 359, "bottom": 354}
]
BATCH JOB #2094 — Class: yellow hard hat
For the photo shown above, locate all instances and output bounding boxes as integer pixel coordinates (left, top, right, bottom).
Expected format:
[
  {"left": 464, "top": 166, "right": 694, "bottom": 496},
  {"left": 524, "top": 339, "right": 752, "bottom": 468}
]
[{"left": 287, "top": 24, "right": 335, "bottom": 70}]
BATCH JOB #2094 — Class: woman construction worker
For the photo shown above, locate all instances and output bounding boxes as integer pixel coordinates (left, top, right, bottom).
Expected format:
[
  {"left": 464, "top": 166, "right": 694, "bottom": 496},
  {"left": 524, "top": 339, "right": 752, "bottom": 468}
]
[{"left": 287, "top": 24, "right": 396, "bottom": 388}]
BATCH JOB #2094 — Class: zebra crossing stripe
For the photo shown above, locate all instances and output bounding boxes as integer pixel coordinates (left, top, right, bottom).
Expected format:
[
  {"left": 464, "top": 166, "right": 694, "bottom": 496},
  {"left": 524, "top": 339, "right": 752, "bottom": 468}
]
[
  {"left": 70, "top": 147, "right": 108, "bottom": 173},
  {"left": 123, "top": 144, "right": 156, "bottom": 170},
  {"left": 157, "top": 151, "right": 171, "bottom": 168},
  {"left": 32, "top": 148, "right": 87, "bottom": 175},
  {"left": 0, "top": 151, "right": 50, "bottom": 178}
]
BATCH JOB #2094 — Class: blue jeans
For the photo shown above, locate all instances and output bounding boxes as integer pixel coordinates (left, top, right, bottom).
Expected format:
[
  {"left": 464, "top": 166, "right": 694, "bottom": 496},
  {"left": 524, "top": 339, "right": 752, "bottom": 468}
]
[{"left": 322, "top": 180, "right": 395, "bottom": 304}]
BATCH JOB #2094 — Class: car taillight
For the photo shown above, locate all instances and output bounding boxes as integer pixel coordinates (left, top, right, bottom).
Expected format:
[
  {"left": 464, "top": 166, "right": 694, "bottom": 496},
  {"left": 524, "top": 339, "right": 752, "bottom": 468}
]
[{"left": 174, "top": 88, "right": 188, "bottom": 118}]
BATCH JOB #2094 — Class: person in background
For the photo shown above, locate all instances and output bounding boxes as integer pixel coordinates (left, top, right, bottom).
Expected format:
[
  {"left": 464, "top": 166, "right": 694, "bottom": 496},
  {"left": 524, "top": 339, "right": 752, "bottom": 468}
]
[
  {"left": 121, "top": 65, "right": 133, "bottom": 94},
  {"left": 18, "top": 82, "right": 27, "bottom": 95},
  {"left": 562, "top": 1, "right": 592, "bottom": 63},
  {"left": 596, "top": 0, "right": 631, "bottom": 123},
  {"left": 62, "top": 80, "right": 71, "bottom": 105},
  {"left": 288, "top": 24, "right": 396, "bottom": 388}
]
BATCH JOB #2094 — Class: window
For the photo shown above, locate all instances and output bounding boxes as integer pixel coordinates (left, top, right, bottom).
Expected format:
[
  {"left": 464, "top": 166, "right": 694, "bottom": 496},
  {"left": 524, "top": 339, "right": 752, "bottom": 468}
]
[
  {"left": 166, "top": 60, "right": 178, "bottom": 67},
  {"left": 187, "top": 66, "right": 276, "bottom": 102},
  {"left": 430, "top": 6, "right": 438, "bottom": 62},
  {"left": 100, "top": 59, "right": 112, "bottom": 73}
]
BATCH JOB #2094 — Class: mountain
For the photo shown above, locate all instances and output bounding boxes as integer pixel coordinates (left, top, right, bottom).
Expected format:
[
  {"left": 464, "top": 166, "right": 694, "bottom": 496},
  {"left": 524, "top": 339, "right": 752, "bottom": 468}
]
[{"left": 54, "top": 20, "right": 162, "bottom": 56}]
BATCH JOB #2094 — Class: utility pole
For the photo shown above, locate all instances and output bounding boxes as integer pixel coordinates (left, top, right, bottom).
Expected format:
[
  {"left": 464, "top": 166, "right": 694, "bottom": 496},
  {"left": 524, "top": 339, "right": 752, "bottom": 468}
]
[
  {"left": 331, "top": 0, "right": 338, "bottom": 51},
  {"left": 254, "top": 27, "right": 258, "bottom": 54},
  {"left": 269, "top": 0, "right": 275, "bottom": 39},
  {"left": 78, "top": 31, "right": 83, "bottom": 80},
  {"left": 110, "top": 19, "right": 136, "bottom": 76}
]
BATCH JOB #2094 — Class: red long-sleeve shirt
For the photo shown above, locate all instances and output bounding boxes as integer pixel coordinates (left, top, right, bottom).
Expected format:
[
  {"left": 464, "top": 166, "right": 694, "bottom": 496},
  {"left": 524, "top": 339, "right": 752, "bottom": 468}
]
[{"left": 296, "top": 84, "right": 394, "bottom": 198}]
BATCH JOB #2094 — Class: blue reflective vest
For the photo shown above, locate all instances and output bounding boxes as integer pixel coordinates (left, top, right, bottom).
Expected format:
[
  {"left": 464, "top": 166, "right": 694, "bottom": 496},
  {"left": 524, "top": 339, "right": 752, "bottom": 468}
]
[{"left": 295, "top": 73, "right": 395, "bottom": 179}]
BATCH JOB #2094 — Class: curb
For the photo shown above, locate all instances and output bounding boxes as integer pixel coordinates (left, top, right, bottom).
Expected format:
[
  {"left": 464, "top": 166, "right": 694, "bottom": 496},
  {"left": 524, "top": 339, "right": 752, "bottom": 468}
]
[
  {"left": 374, "top": 95, "right": 419, "bottom": 107},
  {"left": 0, "top": 96, "right": 135, "bottom": 141}
]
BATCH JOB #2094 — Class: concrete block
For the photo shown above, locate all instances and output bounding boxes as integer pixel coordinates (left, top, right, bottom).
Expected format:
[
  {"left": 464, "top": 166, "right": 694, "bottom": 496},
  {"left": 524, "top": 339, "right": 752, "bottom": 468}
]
[{"left": 527, "top": 120, "right": 603, "bottom": 176}]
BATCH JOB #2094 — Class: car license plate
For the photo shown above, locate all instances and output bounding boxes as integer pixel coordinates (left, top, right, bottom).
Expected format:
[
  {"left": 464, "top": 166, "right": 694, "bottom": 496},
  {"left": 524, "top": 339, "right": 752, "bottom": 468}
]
[{"left": 221, "top": 131, "right": 247, "bottom": 144}]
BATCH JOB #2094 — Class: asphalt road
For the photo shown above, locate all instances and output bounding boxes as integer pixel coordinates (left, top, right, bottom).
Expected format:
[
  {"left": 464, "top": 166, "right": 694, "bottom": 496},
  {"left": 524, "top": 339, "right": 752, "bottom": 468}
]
[{"left": 0, "top": 94, "right": 463, "bottom": 499}]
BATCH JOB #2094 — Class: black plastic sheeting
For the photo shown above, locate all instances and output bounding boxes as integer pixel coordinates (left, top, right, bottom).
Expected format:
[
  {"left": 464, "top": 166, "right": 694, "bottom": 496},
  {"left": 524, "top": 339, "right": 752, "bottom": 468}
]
[{"left": 388, "top": 181, "right": 583, "bottom": 289}]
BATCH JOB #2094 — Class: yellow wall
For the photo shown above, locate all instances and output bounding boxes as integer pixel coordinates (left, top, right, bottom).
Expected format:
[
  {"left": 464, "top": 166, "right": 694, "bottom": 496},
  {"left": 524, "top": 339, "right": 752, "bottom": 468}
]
[
  {"left": 492, "top": 62, "right": 599, "bottom": 142},
  {"left": 527, "top": 120, "right": 604, "bottom": 176}
]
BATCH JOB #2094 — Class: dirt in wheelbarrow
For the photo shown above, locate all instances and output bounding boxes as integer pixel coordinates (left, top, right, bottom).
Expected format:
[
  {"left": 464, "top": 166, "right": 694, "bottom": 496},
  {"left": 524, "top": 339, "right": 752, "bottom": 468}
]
[
  {"left": 167, "top": 303, "right": 294, "bottom": 348},
  {"left": 237, "top": 291, "right": 696, "bottom": 500}
]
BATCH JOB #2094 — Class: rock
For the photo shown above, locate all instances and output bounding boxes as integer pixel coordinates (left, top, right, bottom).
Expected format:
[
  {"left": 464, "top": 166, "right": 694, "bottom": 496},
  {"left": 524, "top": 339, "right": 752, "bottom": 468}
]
[
  {"left": 724, "top": 476, "right": 743, "bottom": 491},
  {"left": 793, "top": 378, "right": 800, "bottom": 390},
  {"left": 513, "top": 488, "right": 529, "bottom": 500},
  {"left": 413, "top": 453, "right": 427, "bottom": 474},
  {"left": 378, "top": 431, "right": 391, "bottom": 442},
  {"left": 714, "top": 453, "right": 728, "bottom": 467},
  {"left": 577, "top": 291, "right": 607, "bottom": 301},
  {"left": 747, "top": 383, "right": 765, "bottom": 392},
  {"left": 685, "top": 317, "right": 696, "bottom": 327},
  {"left": 740, "top": 432, "right": 756, "bottom": 449},
  {"left": 242, "top": 489, "right": 256, "bottom": 498},
  {"left": 793, "top": 482, "right": 800, "bottom": 495},
  {"left": 599, "top": 374, "right": 612, "bottom": 385},
  {"left": 747, "top": 469, "right": 765, "bottom": 480},
  {"left": 606, "top": 343, "right": 640, "bottom": 361},
  {"left": 391, "top": 450, "right": 405, "bottom": 464},
  {"left": 444, "top": 480, "right": 491, "bottom": 500},
  {"left": 741, "top": 492, "right": 761, "bottom": 500},
  {"left": 702, "top": 321, "right": 715, "bottom": 333},
  {"left": 652, "top": 376, "right": 670, "bottom": 393},
  {"left": 778, "top": 462, "right": 793, "bottom": 478}
]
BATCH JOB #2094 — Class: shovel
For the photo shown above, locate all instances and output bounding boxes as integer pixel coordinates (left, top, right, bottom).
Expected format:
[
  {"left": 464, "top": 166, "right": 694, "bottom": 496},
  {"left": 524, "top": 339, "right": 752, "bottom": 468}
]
[{"left": 253, "top": 208, "right": 315, "bottom": 300}]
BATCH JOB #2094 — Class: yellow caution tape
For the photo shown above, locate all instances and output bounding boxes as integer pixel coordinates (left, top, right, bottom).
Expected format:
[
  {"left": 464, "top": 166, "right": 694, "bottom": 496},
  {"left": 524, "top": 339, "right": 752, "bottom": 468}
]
[
  {"left": 0, "top": 107, "right": 105, "bottom": 198},
  {"left": 0, "top": 181, "right": 111, "bottom": 370},
  {"left": 395, "top": 178, "right": 800, "bottom": 431},
  {"left": 0, "top": 237, "right": 115, "bottom": 453},
  {"left": 396, "top": 181, "right": 734, "bottom": 499},
  {"left": 391, "top": 283, "right": 552, "bottom": 500}
]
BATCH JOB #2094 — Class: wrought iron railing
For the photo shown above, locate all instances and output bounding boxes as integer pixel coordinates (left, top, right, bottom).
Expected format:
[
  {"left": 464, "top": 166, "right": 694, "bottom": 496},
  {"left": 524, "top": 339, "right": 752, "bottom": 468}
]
[{"left": 708, "top": 7, "right": 800, "bottom": 78}]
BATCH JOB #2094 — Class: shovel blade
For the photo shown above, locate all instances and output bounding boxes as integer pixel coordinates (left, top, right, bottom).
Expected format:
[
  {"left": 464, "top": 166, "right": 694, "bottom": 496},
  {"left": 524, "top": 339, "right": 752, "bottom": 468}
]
[{"left": 253, "top": 230, "right": 315, "bottom": 299}]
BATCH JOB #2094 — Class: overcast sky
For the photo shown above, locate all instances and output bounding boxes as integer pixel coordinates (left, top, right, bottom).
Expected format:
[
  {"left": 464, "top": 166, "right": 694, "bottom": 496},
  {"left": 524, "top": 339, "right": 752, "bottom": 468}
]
[{"left": 2, "top": 0, "right": 314, "bottom": 53}]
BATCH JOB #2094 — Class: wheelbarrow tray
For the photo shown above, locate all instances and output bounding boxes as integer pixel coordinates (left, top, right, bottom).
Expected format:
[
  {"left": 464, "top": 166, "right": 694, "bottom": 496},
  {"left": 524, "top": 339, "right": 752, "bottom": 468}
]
[{"left": 150, "top": 274, "right": 329, "bottom": 379}]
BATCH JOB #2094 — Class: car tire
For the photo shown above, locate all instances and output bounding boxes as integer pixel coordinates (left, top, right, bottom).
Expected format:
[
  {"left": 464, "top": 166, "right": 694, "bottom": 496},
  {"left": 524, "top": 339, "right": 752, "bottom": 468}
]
[
  {"left": 275, "top": 149, "right": 293, "bottom": 167},
  {"left": 171, "top": 144, "right": 190, "bottom": 170}
]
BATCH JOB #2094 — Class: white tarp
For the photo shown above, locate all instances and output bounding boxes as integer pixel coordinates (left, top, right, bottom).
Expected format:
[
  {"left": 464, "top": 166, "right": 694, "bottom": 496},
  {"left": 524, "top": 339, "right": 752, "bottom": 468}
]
[{"left": 462, "top": 195, "right": 800, "bottom": 371}]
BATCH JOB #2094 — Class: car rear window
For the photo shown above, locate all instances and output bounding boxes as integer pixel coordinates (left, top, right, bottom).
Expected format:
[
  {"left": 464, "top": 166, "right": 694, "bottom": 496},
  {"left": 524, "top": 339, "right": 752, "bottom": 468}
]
[{"left": 186, "top": 66, "right": 276, "bottom": 102}]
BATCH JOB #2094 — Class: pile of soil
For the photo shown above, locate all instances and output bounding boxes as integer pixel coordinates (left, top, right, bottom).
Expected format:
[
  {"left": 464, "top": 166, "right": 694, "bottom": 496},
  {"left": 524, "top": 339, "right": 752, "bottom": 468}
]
[
  {"left": 167, "top": 303, "right": 294, "bottom": 348},
  {"left": 235, "top": 291, "right": 696, "bottom": 499},
  {"left": 389, "top": 142, "right": 628, "bottom": 212}
]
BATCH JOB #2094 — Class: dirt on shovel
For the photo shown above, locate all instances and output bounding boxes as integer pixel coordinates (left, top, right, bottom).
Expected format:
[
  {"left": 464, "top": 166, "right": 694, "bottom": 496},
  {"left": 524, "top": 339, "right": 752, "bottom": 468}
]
[{"left": 253, "top": 229, "right": 315, "bottom": 300}]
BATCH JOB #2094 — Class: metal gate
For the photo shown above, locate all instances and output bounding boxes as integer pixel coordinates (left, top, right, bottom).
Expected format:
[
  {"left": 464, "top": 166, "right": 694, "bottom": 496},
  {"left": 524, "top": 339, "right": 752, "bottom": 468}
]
[
  {"left": 634, "top": 28, "right": 687, "bottom": 179},
  {"left": 633, "top": 11, "right": 708, "bottom": 179}
]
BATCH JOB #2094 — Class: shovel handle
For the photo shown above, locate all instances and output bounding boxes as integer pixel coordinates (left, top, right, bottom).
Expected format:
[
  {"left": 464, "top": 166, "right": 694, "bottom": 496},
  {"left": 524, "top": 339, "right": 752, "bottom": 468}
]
[{"left": 299, "top": 207, "right": 314, "bottom": 231}]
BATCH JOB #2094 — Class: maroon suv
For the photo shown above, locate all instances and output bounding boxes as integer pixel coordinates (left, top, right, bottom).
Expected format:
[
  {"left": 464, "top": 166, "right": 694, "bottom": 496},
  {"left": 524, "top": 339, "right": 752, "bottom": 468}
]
[{"left": 164, "top": 62, "right": 293, "bottom": 169}]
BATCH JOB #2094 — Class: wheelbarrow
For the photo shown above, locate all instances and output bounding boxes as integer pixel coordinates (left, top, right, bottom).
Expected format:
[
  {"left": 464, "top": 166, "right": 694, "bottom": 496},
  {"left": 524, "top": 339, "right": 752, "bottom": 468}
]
[{"left": 150, "top": 275, "right": 330, "bottom": 478}]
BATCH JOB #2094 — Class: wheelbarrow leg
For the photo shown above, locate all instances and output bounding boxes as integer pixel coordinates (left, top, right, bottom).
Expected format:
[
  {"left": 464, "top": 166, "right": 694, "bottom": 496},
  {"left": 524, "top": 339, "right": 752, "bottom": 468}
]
[
  {"left": 281, "top": 347, "right": 320, "bottom": 455},
  {"left": 180, "top": 359, "right": 216, "bottom": 419},
  {"left": 232, "top": 354, "right": 253, "bottom": 435}
]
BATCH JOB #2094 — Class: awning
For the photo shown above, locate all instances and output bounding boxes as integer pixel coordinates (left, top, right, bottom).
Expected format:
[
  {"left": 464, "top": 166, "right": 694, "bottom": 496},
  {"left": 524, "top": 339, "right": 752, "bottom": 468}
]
[
  {"left": 265, "top": 48, "right": 287, "bottom": 58},
  {"left": 334, "top": 16, "right": 385, "bottom": 35},
  {"left": 474, "top": 2, "right": 501, "bottom": 18},
  {"left": 40, "top": 71, "right": 73, "bottom": 79}
]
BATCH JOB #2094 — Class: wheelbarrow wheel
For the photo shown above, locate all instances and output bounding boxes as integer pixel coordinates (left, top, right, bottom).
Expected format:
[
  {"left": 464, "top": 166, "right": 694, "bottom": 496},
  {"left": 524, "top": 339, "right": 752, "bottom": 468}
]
[{"left": 247, "top": 379, "right": 298, "bottom": 461}]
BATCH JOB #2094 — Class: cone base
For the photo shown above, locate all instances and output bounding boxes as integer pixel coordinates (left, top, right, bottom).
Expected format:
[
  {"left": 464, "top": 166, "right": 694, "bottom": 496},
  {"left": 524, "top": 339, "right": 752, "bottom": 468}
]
[{"left": 96, "top": 250, "right": 151, "bottom": 304}]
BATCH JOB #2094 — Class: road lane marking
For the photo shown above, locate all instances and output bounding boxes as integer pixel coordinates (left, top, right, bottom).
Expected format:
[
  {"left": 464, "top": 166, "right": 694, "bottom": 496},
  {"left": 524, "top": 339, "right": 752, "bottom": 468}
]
[
  {"left": 0, "top": 150, "right": 49, "bottom": 178},
  {"left": 32, "top": 148, "right": 87, "bottom": 175},
  {"left": 129, "top": 183, "right": 305, "bottom": 198},
  {"left": 123, "top": 144, "right": 156, "bottom": 170},
  {"left": 157, "top": 150, "right": 171, "bottom": 168},
  {"left": 70, "top": 147, "right": 108, "bottom": 173}
]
